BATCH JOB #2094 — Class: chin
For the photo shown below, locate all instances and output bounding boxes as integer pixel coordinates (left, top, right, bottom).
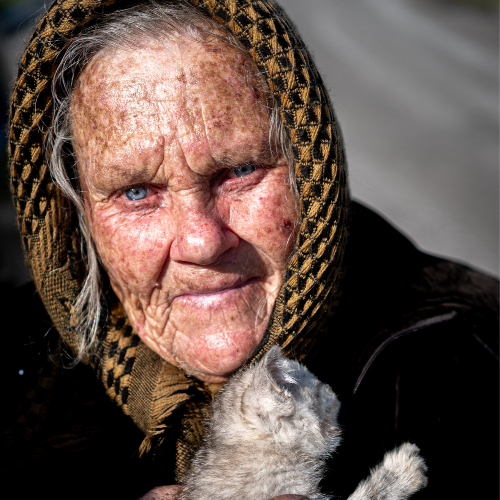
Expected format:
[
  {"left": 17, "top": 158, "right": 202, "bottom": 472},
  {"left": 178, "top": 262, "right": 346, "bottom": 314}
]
[
  {"left": 167, "top": 323, "right": 266, "bottom": 383},
  {"left": 153, "top": 281, "right": 272, "bottom": 381}
]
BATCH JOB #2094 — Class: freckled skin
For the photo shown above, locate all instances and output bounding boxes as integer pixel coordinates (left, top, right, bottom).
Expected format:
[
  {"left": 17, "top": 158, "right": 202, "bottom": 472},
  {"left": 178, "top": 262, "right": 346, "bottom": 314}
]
[{"left": 71, "top": 37, "right": 299, "bottom": 383}]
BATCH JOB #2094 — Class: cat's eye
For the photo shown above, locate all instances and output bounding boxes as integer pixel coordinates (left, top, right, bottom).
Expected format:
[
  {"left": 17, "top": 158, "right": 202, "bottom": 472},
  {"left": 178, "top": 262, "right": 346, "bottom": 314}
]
[{"left": 125, "top": 186, "right": 148, "bottom": 201}]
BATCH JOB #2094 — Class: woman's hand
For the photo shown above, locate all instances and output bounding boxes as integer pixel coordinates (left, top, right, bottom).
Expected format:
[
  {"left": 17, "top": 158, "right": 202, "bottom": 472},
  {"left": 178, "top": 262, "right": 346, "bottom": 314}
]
[
  {"left": 270, "top": 496, "right": 309, "bottom": 499},
  {"left": 138, "top": 485, "right": 181, "bottom": 500},
  {"left": 138, "top": 486, "right": 309, "bottom": 500}
]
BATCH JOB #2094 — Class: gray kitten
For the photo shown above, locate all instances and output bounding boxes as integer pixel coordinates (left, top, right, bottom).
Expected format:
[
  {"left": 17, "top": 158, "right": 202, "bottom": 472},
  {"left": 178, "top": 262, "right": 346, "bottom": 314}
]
[{"left": 179, "top": 346, "right": 427, "bottom": 500}]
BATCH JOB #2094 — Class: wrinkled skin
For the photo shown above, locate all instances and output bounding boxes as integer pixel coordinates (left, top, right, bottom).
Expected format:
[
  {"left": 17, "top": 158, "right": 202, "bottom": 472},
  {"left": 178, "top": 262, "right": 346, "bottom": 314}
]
[{"left": 71, "top": 37, "right": 298, "bottom": 384}]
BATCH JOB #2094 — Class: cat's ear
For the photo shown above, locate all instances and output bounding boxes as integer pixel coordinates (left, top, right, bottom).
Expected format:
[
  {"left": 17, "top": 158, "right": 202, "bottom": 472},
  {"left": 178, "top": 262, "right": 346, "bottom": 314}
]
[{"left": 261, "top": 346, "right": 297, "bottom": 399}]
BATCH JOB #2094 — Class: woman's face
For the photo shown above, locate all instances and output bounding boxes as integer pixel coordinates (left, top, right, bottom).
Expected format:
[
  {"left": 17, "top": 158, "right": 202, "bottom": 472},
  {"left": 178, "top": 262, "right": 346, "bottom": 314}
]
[{"left": 71, "top": 38, "right": 298, "bottom": 383}]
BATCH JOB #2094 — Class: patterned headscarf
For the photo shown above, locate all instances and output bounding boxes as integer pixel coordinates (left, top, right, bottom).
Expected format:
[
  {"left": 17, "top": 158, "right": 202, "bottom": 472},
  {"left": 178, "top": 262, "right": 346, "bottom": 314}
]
[{"left": 9, "top": 0, "right": 348, "bottom": 478}]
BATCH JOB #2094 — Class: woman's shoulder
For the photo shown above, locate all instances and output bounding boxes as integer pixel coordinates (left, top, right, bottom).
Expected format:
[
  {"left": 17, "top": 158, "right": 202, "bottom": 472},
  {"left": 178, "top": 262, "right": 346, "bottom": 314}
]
[
  {"left": 347, "top": 200, "right": 498, "bottom": 308},
  {"left": 318, "top": 200, "right": 498, "bottom": 396},
  {"left": 335, "top": 201, "right": 497, "bottom": 359}
]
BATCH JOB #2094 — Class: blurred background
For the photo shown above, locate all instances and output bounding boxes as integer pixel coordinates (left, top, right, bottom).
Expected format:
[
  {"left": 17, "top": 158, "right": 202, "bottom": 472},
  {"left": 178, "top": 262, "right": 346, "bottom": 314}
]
[
  {"left": 0, "top": 0, "right": 48, "bottom": 286},
  {"left": 0, "top": 0, "right": 498, "bottom": 288}
]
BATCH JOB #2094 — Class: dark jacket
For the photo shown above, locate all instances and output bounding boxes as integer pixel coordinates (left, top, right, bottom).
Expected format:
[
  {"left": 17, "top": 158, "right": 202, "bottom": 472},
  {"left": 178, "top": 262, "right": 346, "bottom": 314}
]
[{"left": 2, "top": 202, "right": 498, "bottom": 499}]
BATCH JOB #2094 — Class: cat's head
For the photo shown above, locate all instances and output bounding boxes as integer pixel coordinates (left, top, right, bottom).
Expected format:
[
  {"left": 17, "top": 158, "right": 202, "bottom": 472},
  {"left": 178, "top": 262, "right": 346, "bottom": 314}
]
[{"left": 212, "top": 346, "right": 341, "bottom": 458}]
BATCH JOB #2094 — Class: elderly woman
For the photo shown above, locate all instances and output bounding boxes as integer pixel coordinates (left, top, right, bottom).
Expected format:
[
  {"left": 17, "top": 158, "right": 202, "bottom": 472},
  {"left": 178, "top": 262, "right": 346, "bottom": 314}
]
[{"left": 2, "top": 0, "right": 498, "bottom": 499}]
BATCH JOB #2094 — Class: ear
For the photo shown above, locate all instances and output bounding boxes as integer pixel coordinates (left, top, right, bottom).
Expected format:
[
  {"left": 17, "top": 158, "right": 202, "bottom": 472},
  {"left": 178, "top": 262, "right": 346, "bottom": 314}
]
[{"left": 261, "top": 346, "right": 297, "bottom": 398}]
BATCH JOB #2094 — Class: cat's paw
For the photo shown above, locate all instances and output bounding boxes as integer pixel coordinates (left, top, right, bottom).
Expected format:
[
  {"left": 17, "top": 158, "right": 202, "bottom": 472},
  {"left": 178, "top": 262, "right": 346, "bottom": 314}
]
[
  {"left": 347, "top": 443, "right": 427, "bottom": 500},
  {"left": 382, "top": 443, "right": 428, "bottom": 495}
]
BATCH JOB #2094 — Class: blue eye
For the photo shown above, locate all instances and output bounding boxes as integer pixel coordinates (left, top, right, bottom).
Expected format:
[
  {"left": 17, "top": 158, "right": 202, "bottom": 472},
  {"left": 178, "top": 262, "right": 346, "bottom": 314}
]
[
  {"left": 232, "top": 164, "right": 256, "bottom": 178},
  {"left": 125, "top": 186, "right": 148, "bottom": 201}
]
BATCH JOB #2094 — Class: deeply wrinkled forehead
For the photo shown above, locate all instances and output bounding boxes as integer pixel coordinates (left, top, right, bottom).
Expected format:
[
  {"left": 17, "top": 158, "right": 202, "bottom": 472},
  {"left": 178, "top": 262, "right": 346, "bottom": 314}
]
[
  {"left": 70, "top": 37, "right": 273, "bottom": 168},
  {"left": 71, "top": 37, "right": 271, "bottom": 120}
]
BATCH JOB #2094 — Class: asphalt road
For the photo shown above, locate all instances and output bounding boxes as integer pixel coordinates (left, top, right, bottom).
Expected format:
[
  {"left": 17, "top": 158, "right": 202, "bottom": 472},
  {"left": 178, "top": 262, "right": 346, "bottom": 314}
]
[
  {"left": 0, "top": 0, "right": 498, "bottom": 286},
  {"left": 277, "top": 0, "right": 499, "bottom": 276}
]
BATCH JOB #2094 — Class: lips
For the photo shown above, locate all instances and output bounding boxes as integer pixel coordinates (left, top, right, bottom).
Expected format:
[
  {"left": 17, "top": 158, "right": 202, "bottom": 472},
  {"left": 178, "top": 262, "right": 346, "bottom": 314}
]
[{"left": 174, "top": 276, "right": 257, "bottom": 300}]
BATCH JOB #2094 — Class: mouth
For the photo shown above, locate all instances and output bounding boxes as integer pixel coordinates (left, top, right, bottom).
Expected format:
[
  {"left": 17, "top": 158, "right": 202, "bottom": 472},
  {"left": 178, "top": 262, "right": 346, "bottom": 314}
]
[{"left": 174, "top": 277, "right": 258, "bottom": 302}]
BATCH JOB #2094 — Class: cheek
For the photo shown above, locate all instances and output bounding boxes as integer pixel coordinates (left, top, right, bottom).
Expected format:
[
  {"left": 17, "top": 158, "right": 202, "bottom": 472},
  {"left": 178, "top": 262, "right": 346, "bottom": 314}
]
[
  {"left": 229, "top": 173, "right": 298, "bottom": 263},
  {"left": 89, "top": 205, "right": 171, "bottom": 295}
]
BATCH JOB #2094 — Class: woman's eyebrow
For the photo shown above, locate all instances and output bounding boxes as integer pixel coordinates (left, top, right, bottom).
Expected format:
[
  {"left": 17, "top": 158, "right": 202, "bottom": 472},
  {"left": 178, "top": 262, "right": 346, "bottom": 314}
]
[{"left": 212, "top": 147, "right": 275, "bottom": 168}]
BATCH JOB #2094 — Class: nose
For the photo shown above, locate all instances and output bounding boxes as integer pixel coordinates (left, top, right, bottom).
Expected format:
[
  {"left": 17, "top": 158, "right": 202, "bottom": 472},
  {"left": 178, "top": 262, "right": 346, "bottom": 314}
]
[{"left": 170, "top": 203, "right": 239, "bottom": 266}]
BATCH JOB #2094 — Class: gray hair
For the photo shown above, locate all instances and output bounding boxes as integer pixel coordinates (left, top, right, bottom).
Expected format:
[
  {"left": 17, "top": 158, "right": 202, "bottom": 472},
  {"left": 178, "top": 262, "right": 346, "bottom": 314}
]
[{"left": 47, "top": 0, "right": 295, "bottom": 363}]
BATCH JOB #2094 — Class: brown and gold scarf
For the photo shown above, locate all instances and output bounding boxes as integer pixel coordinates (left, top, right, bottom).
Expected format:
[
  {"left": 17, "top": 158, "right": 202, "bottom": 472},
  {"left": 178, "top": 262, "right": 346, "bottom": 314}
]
[{"left": 9, "top": 0, "right": 349, "bottom": 478}]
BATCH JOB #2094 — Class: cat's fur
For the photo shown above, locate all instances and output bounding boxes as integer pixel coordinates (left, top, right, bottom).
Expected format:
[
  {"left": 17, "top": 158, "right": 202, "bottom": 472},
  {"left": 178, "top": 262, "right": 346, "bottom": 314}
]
[{"left": 179, "top": 346, "right": 427, "bottom": 500}]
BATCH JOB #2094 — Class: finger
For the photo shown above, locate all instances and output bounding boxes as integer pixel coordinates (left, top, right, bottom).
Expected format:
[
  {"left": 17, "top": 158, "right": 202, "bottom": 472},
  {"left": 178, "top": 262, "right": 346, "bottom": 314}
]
[
  {"left": 269, "top": 496, "right": 309, "bottom": 500},
  {"left": 137, "top": 485, "right": 182, "bottom": 500}
]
